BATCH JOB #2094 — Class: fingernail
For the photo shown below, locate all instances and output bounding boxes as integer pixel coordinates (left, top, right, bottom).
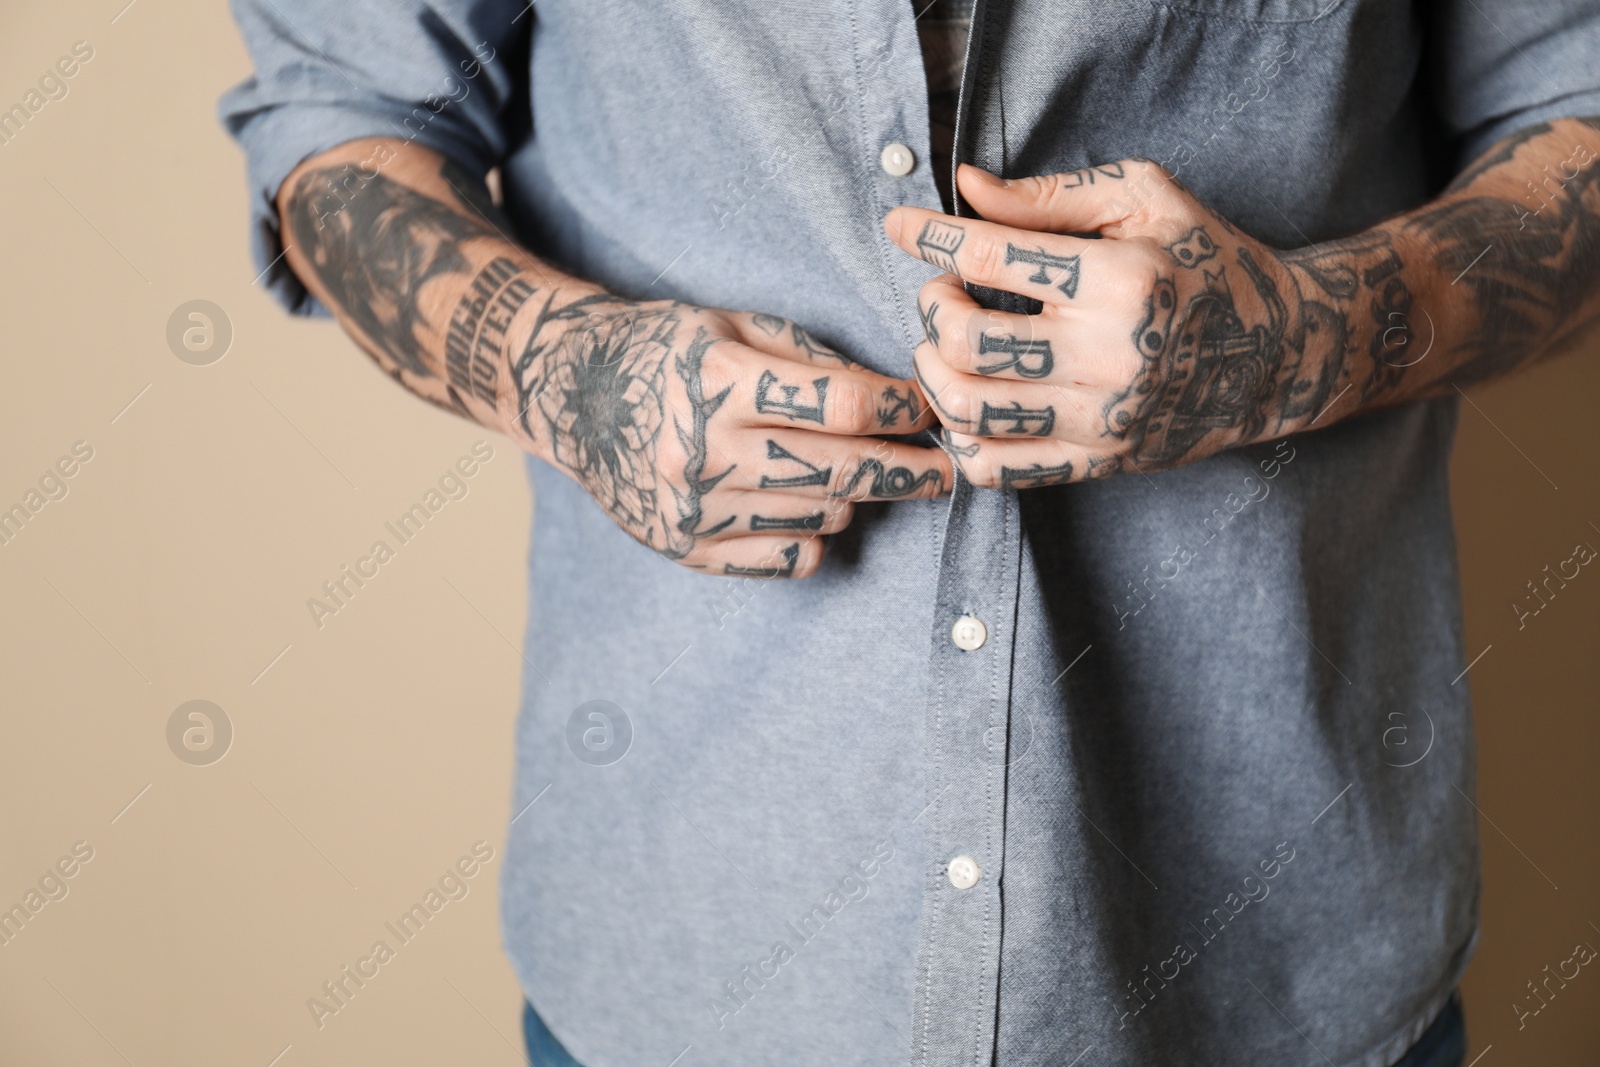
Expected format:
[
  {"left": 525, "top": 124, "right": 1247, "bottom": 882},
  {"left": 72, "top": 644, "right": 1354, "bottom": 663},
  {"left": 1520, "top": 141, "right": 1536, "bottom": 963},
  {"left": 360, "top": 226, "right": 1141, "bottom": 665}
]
[{"left": 962, "top": 164, "right": 1010, "bottom": 188}]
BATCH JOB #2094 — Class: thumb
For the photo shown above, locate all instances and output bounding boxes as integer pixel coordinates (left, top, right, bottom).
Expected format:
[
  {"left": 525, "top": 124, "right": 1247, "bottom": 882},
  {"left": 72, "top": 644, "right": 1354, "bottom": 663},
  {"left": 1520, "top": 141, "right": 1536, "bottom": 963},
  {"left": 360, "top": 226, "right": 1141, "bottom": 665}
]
[{"left": 956, "top": 159, "right": 1179, "bottom": 237}]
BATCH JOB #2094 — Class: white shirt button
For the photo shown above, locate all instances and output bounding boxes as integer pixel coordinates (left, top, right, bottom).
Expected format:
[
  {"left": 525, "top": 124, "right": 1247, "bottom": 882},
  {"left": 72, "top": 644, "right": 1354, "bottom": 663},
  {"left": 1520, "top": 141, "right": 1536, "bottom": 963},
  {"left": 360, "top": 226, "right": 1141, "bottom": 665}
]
[
  {"left": 950, "top": 615, "right": 987, "bottom": 651},
  {"left": 946, "top": 855, "right": 980, "bottom": 890},
  {"left": 880, "top": 142, "right": 915, "bottom": 177}
]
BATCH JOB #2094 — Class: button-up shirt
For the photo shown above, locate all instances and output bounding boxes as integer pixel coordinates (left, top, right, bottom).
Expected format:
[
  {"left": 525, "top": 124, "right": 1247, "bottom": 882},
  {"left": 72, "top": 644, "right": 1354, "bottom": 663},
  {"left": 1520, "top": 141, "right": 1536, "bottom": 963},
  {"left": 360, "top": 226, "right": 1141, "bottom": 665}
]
[{"left": 220, "top": 2, "right": 1600, "bottom": 1064}]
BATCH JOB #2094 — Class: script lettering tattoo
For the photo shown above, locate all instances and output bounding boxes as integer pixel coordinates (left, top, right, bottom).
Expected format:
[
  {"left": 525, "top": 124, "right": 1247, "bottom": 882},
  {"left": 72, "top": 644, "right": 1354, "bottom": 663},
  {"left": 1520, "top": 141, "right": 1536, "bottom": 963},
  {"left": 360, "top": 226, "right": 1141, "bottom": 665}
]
[
  {"left": 916, "top": 220, "right": 966, "bottom": 274},
  {"left": 446, "top": 256, "right": 534, "bottom": 405},
  {"left": 1000, "top": 461, "right": 1074, "bottom": 489},
  {"left": 755, "top": 370, "right": 829, "bottom": 423},
  {"left": 725, "top": 542, "right": 800, "bottom": 578},
  {"left": 750, "top": 512, "right": 826, "bottom": 531},
  {"left": 1004, "top": 245, "right": 1081, "bottom": 298},
  {"left": 920, "top": 300, "right": 941, "bottom": 345},
  {"left": 978, "top": 401, "right": 1056, "bottom": 437},
  {"left": 1166, "top": 226, "right": 1218, "bottom": 269},
  {"left": 758, "top": 439, "right": 831, "bottom": 489},
  {"left": 876, "top": 385, "right": 922, "bottom": 427},
  {"left": 833, "top": 459, "right": 943, "bottom": 498},
  {"left": 976, "top": 333, "right": 1054, "bottom": 378}
]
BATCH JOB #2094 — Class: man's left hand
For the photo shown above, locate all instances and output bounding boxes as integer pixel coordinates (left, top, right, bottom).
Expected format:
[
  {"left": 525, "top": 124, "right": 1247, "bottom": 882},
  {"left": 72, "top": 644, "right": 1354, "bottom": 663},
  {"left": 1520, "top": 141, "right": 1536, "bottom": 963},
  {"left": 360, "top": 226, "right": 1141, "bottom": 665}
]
[{"left": 885, "top": 159, "right": 1375, "bottom": 488}]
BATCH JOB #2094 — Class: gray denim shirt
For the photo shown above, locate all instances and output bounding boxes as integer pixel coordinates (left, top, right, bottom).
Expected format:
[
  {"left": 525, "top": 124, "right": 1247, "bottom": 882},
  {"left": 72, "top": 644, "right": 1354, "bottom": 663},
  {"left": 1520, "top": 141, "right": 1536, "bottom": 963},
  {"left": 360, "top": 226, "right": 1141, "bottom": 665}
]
[{"left": 221, "top": 2, "right": 1600, "bottom": 1064}]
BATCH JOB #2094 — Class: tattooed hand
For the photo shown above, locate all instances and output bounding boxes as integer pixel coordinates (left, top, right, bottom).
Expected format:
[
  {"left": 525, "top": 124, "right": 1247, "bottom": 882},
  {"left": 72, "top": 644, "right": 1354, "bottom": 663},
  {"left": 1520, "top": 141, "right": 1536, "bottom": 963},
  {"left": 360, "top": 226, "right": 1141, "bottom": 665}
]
[
  {"left": 884, "top": 159, "right": 1358, "bottom": 486},
  {"left": 277, "top": 139, "right": 948, "bottom": 581},
  {"left": 888, "top": 119, "right": 1600, "bottom": 489},
  {"left": 508, "top": 296, "right": 950, "bottom": 577}
]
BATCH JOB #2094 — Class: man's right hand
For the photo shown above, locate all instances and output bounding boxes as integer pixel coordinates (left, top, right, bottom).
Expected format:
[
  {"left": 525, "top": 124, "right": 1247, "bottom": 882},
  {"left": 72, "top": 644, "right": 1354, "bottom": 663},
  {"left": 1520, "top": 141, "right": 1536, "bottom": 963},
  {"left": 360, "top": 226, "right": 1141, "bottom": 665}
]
[
  {"left": 505, "top": 293, "right": 952, "bottom": 578},
  {"left": 276, "top": 139, "right": 948, "bottom": 579}
]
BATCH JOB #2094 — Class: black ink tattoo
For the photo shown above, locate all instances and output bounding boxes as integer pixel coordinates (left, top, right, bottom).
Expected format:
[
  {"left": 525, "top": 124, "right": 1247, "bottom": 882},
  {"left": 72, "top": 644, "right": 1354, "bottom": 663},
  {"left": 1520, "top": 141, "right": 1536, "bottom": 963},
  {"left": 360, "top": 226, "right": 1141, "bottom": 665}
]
[
  {"left": 755, "top": 370, "right": 829, "bottom": 423},
  {"left": 976, "top": 333, "right": 1054, "bottom": 378},
  {"left": 752, "top": 313, "right": 786, "bottom": 336},
  {"left": 1443, "top": 122, "right": 1552, "bottom": 194},
  {"left": 789, "top": 322, "right": 852, "bottom": 365},
  {"left": 758, "top": 440, "right": 831, "bottom": 489},
  {"left": 1004, "top": 245, "right": 1080, "bottom": 298},
  {"left": 446, "top": 256, "right": 534, "bottom": 406},
  {"left": 750, "top": 512, "right": 826, "bottom": 531},
  {"left": 978, "top": 402, "right": 1056, "bottom": 437},
  {"left": 916, "top": 220, "right": 966, "bottom": 274},
  {"left": 939, "top": 429, "right": 980, "bottom": 458},
  {"left": 285, "top": 163, "right": 486, "bottom": 380},
  {"left": 920, "top": 300, "right": 941, "bottom": 346},
  {"left": 1000, "top": 461, "right": 1074, "bottom": 489},
  {"left": 1102, "top": 249, "right": 1288, "bottom": 464},
  {"left": 912, "top": 357, "right": 970, "bottom": 426},
  {"left": 1406, "top": 135, "right": 1600, "bottom": 388},
  {"left": 833, "top": 459, "right": 943, "bottom": 498},
  {"left": 725, "top": 542, "right": 800, "bottom": 578},
  {"left": 1057, "top": 162, "right": 1125, "bottom": 187},
  {"left": 876, "top": 385, "right": 922, "bottom": 427},
  {"left": 1166, "top": 227, "right": 1218, "bottom": 269},
  {"left": 508, "top": 297, "right": 735, "bottom": 558},
  {"left": 666, "top": 329, "right": 740, "bottom": 552}
]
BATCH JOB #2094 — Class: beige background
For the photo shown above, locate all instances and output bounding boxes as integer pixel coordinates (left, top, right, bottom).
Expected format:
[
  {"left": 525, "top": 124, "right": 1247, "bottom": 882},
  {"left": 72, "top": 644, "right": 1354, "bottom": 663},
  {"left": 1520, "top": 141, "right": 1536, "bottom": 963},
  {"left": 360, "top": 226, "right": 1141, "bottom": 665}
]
[{"left": 0, "top": 2, "right": 1594, "bottom": 1064}]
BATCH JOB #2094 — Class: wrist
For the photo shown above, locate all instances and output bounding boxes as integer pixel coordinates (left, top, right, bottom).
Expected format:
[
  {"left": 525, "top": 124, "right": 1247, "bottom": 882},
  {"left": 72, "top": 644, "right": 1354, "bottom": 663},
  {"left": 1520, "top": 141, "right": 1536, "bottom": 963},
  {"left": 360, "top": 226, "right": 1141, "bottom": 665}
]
[{"left": 495, "top": 278, "right": 611, "bottom": 459}]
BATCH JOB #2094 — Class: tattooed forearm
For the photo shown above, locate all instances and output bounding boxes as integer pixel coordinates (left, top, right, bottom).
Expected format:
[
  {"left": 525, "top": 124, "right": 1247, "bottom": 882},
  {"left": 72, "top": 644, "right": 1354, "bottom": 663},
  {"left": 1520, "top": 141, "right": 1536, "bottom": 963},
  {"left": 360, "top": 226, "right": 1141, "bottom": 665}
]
[
  {"left": 446, "top": 256, "right": 534, "bottom": 405},
  {"left": 1400, "top": 122, "right": 1600, "bottom": 390},
  {"left": 1313, "top": 116, "right": 1600, "bottom": 406},
  {"left": 278, "top": 145, "right": 585, "bottom": 434},
  {"left": 1104, "top": 116, "right": 1600, "bottom": 465},
  {"left": 285, "top": 162, "right": 484, "bottom": 382}
]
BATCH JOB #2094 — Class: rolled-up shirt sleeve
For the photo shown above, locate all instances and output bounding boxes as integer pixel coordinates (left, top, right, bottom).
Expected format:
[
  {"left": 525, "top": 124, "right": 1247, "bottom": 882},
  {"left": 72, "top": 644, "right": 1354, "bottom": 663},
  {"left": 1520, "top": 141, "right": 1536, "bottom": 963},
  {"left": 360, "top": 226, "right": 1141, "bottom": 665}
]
[
  {"left": 1428, "top": 0, "right": 1600, "bottom": 170},
  {"left": 218, "top": 0, "right": 528, "bottom": 314}
]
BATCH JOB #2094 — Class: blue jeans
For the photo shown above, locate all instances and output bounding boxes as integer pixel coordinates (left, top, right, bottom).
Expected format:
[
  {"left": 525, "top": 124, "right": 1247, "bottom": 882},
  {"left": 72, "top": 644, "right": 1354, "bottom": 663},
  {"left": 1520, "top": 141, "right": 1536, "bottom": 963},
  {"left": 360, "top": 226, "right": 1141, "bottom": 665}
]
[{"left": 522, "top": 993, "right": 1466, "bottom": 1067}]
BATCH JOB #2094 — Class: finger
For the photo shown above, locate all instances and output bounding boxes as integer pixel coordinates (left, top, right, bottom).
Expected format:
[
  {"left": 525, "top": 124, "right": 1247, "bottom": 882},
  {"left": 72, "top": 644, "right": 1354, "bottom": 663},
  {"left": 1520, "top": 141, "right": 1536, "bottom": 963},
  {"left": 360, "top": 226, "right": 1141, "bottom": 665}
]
[
  {"left": 883, "top": 207, "right": 1099, "bottom": 306},
  {"left": 955, "top": 158, "right": 1189, "bottom": 238},
  {"left": 696, "top": 536, "right": 828, "bottom": 580},
  {"left": 918, "top": 274, "right": 1049, "bottom": 380},
  {"left": 729, "top": 312, "right": 861, "bottom": 368},
  {"left": 919, "top": 274, "right": 1140, "bottom": 388},
  {"left": 912, "top": 340, "right": 1106, "bottom": 445},
  {"left": 697, "top": 491, "right": 855, "bottom": 538},
  {"left": 708, "top": 343, "right": 936, "bottom": 435},
  {"left": 941, "top": 431, "right": 1126, "bottom": 489},
  {"left": 726, "top": 428, "right": 953, "bottom": 500}
]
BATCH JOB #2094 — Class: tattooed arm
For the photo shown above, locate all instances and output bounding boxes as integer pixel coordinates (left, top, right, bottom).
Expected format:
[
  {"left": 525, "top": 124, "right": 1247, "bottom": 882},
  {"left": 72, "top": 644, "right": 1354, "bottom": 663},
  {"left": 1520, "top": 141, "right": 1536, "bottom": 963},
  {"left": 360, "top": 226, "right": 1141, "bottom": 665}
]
[
  {"left": 278, "top": 139, "right": 950, "bottom": 576},
  {"left": 880, "top": 117, "right": 1600, "bottom": 485}
]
